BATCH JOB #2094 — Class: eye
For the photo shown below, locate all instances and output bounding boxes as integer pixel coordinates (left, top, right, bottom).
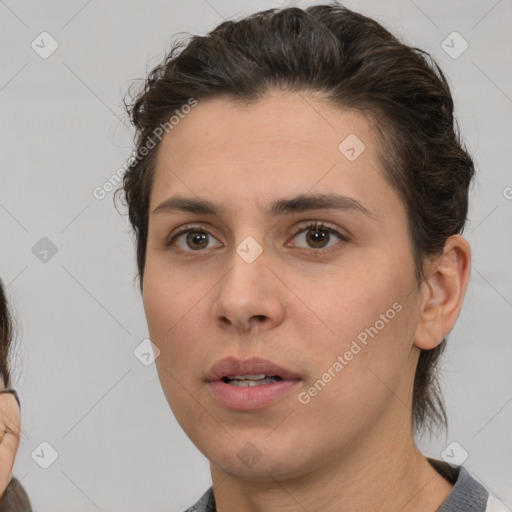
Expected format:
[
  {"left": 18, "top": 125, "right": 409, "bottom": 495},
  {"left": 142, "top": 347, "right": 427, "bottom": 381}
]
[
  {"left": 289, "top": 221, "right": 347, "bottom": 251},
  {"left": 166, "top": 221, "right": 347, "bottom": 254},
  {"left": 166, "top": 224, "right": 222, "bottom": 252}
]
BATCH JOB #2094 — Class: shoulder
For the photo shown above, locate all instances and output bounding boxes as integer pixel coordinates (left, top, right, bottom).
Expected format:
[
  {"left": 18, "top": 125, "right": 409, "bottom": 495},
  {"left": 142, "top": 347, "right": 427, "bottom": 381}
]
[
  {"left": 428, "top": 459, "right": 510, "bottom": 512},
  {"left": 182, "top": 486, "right": 216, "bottom": 512},
  {"left": 0, "top": 476, "right": 33, "bottom": 511}
]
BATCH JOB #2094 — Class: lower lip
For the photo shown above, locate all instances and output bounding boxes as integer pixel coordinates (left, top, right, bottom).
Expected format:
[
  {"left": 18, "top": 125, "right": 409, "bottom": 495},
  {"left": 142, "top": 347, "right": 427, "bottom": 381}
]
[{"left": 207, "top": 379, "right": 301, "bottom": 410}]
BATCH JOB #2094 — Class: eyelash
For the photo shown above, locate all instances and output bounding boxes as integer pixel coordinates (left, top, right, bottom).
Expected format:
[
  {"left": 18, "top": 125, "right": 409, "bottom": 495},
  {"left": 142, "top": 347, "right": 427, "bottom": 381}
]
[{"left": 165, "top": 220, "right": 348, "bottom": 255}]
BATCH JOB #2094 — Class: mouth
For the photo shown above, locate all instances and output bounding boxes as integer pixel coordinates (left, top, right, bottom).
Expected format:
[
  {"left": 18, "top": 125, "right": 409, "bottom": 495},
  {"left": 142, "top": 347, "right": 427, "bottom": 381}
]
[
  {"left": 205, "top": 357, "right": 301, "bottom": 410},
  {"left": 220, "top": 374, "right": 284, "bottom": 387},
  {"left": 206, "top": 356, "right": 301, "bottom": 382}
]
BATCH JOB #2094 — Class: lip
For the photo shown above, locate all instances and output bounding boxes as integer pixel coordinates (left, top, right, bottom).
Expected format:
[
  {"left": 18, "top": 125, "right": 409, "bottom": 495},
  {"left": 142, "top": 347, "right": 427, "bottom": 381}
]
[{"left": 205, "top": 357, "right": 301, "bottom": 410}]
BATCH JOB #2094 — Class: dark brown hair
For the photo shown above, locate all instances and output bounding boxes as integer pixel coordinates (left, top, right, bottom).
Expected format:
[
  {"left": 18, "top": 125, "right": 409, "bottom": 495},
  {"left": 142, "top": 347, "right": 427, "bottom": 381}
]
[
  {"left": 116, "top": 2, "right": 475, "bottom": 436},
  {"left": 0, "top": 279, "right": 14, "bottom": 390},
  {"left": 0, "top": 280, "right": 32, "bottom": 509}
]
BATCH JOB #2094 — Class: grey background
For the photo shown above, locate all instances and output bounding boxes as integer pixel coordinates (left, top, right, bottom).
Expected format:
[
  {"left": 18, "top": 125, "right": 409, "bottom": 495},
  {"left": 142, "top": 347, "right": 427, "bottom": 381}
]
[{"left": 1, "top": 0, "right": 511, "bottom": 510}]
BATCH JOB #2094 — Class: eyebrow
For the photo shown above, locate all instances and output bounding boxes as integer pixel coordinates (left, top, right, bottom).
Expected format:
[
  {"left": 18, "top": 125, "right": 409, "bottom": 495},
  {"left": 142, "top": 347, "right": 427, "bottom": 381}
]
[{"left": 152, "top": 192, "right": 375, "bottom": 219}]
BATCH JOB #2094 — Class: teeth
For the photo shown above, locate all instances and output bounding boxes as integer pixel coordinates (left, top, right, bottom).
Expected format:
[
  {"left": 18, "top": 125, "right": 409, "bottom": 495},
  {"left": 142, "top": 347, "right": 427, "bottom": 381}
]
[
  {"left": 230, "top": 374, "right": 268, "bottom": 380},
  {"left": 226, "top": 377, "right": 279, "bottom": 387}
]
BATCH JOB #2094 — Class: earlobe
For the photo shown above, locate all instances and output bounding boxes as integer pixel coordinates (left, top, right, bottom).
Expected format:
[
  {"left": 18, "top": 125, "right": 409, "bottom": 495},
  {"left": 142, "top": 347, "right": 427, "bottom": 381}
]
[{"left": 413, "top": 235, "right": 471, "bottom": 350}]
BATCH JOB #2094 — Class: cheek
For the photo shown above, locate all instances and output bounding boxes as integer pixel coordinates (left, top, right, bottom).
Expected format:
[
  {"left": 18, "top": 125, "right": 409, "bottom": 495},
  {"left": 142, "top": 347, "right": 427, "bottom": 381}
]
[
  {"left": 304, "top": 269, "right": 405, "bottom": 346},
  {"left": 302, "top": 267, "right": 418, "bottom": 394},
  {"left": 142, "top": 261, "right": 219, "bottom": 386},
  {"left": 143, "top": 274, "right": 210, "bottom": 424},
  {"left": 296, "top": 309, "right": 417, "bottom": 446},
  {"left": 144, "top": 281, "right": 196, "bottom": 353}
]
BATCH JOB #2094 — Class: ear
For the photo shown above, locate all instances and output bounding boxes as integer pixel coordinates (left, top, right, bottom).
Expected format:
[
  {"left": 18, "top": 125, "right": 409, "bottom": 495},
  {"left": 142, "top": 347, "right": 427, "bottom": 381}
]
[{"left": 414, "top": 235, "right": 471, "bottom": 350}]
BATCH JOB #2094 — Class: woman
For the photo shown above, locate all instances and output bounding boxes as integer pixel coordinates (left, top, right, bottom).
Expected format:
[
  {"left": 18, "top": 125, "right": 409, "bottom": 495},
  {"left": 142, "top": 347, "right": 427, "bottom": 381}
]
[{"left": 0, "top": 279, "right": 32, "bottom": 509}]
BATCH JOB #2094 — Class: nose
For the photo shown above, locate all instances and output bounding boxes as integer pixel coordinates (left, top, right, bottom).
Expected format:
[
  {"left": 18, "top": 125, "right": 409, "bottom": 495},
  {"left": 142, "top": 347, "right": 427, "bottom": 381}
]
[{"left": 211, "top": 246, "right": 285, "bottom": 333}]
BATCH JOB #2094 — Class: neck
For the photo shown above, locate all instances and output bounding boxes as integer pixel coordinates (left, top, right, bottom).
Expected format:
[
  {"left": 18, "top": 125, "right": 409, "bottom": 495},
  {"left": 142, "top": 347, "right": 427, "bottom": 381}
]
[{"left": 210, "top": 416, "right": 453, "bottom": 512}]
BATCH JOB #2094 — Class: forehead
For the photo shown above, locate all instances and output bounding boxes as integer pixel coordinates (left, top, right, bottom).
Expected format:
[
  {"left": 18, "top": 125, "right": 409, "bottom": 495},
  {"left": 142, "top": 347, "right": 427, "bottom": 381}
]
[
  {"left": 155, "top": 91, "right": 380, "bottom": 166},
  {"left": 151, "top": 91, "right": 395, "bottom": 217}
]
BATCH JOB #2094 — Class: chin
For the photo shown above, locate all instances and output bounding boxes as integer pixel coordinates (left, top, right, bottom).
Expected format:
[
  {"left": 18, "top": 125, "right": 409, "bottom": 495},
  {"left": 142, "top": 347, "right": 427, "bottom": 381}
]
[{"left": 207, "top": 442, "right": 311, "bottom": 482}]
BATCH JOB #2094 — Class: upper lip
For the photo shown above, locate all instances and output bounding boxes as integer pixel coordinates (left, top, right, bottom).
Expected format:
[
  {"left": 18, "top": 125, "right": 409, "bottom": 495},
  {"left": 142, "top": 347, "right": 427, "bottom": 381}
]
[{"left": 206, "top": 357, "right": 301, "bottom": 382}]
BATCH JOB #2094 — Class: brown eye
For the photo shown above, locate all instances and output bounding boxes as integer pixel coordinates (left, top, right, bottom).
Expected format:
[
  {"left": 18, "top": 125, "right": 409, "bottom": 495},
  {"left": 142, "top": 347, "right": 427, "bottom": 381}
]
[
  {"left": 185, "top": 231, "right": 209, "bottom": 250},
  {"left": 291, "top": 221, "right": 346, "bottom": 251},
  {"left": 166, "top": 225, "right": 222, "bottom": 252},
  {"left": 305, "top": 227, "right": 331, "bottom": 248}
]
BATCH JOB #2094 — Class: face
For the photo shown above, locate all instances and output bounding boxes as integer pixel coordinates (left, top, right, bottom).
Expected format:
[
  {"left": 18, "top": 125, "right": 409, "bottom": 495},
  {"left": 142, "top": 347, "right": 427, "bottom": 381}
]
[{"left": 143, "top": 90, "right": 425, "bottom": 481}]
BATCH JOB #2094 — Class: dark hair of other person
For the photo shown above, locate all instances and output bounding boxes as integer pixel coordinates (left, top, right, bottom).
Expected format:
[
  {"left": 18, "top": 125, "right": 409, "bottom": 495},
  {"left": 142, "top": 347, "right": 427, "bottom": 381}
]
[{"left": 0, "top": 279, "right": 32, "bottom": 510}]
